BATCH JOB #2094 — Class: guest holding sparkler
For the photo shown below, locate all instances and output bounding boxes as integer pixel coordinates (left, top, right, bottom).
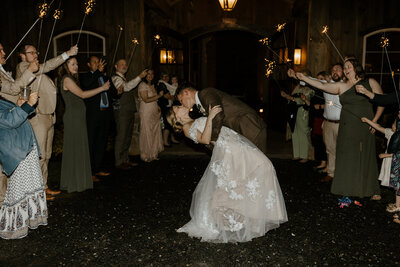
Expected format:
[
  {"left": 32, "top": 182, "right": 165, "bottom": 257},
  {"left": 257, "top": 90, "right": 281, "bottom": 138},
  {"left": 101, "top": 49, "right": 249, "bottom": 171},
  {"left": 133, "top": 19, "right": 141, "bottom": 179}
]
[
  {"left": 292, "top": 58, "right": 384, "bottom": 200},
  {"left": 111, "top": 59, "right": 147, "bottom": 170},
  {"left": 57, "top": 57, "right": 110, "bottom": 193},
  {"left": 16, "top": 44, "right": 78, "bottom": 200},
  {"left": 281, "top": 69, "right": 314, "bottom": 163}
]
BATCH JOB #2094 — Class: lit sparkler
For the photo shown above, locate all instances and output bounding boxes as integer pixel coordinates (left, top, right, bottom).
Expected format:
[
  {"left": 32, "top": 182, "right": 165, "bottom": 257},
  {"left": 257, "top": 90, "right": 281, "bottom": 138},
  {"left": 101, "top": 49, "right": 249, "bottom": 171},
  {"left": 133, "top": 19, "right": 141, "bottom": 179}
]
[
  {"left": 259, "top": 37, "right": 270, "bottom": 46},
  {"left": 37, "top": 2, "right": 49, "bottom": 19},
  {"left": 264, "top": 59, "right": 275, "bottom": 78},
  {"left": 127, "top": 38, "right": 140, "bottom": 73},
  {"left": 380, "top": 36, "right": 389, "bottom": 48},
  {"left": 321, "top": 25, "right": 344, "bottom": 63},
  {"left": 53, "top": 9, "right": 63, "bottom": 20},
  {"left": 276, "top": 23, "right": 286, "bottom": 32},
  {"left": 76, "top": 0, "right": 96, "bottom": 45},
  {"left": 111, "top": 25, "right": 124, "bottom": 66}
]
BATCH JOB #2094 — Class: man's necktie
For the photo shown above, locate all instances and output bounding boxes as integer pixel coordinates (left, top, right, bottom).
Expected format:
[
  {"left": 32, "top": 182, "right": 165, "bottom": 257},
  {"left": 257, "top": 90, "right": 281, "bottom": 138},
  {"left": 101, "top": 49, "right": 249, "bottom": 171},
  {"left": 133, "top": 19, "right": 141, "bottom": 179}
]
[{"left": 99, "top": 76, "right": 109, "bottom": 107}]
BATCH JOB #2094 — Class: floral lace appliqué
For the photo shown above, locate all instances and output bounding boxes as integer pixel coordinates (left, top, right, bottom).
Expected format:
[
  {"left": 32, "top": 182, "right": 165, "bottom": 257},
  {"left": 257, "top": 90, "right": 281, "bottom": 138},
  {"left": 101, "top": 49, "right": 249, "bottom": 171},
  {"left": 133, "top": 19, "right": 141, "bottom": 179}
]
[
  {"left": 211, "top": 161, "right": 243, "bottom": 200},
  {"left": 223, "top": 213, "right": 244, "bottom": 232},
  {"left": 246, "top": 178, "right": 261, "bottom": 201},
  {"left": 265, "top": 190, "right": 276, "bottom": 210}
]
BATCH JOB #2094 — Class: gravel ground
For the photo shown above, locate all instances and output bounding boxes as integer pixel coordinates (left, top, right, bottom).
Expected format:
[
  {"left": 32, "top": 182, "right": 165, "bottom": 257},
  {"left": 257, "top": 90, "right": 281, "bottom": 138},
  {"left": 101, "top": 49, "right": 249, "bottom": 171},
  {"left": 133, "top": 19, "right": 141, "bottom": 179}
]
[{"left": 0, "top": 154, "right": 399, "bottom": 266}]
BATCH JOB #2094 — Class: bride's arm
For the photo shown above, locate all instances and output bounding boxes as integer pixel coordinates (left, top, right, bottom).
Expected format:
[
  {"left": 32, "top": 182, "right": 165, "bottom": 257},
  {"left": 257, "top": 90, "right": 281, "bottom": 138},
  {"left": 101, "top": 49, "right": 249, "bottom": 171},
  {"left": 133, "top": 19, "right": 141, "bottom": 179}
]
[{"left": 196, "top": 106, "right": 222, "bottom": 144}]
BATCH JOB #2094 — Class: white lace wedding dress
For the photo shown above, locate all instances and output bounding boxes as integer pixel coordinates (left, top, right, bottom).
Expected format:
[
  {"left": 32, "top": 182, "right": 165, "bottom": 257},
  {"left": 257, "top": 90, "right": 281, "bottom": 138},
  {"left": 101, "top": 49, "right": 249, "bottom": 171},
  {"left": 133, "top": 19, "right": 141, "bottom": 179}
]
[{"left": 177, "top": 117, "right": 288, "bottom": 243}]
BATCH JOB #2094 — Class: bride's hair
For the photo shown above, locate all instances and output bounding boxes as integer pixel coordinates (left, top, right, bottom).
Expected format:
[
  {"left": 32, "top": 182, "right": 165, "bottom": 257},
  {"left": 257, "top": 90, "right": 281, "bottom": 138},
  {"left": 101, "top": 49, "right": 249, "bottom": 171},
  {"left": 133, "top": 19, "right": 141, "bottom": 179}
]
[{"left": 166, "top": 108, "right": 183, "bottom": 133}]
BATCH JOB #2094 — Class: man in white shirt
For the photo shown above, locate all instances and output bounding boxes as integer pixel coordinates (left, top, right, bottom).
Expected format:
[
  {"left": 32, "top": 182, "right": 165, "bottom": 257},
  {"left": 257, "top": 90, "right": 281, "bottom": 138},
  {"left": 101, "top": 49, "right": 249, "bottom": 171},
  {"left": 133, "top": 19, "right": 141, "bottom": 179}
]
[
  {"left": 16, "top": 44, "right": 78, "bottom": 199},
  {"left": 321, "top": 63, "right": 343, "bottom": 182},
  {"left": 111, "top": 59, "right": 147, "bottom": 170}
]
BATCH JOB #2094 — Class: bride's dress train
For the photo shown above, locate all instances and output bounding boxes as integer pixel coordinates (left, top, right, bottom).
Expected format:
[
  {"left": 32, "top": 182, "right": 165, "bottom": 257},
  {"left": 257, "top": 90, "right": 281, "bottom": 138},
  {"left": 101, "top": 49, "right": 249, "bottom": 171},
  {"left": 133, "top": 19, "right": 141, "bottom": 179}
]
[{"left": 177, "top": 117, "right": 288, "bottom": 243}]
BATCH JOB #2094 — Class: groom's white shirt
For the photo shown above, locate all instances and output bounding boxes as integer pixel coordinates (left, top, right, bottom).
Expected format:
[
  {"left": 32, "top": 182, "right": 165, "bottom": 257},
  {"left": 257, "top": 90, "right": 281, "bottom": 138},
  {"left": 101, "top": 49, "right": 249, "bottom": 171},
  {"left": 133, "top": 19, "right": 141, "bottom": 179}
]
[
  {"left": 195, "top": 92, "right": 206, "bottom": 115},
  {"left": 195, "top": 92, "right": 203, "bottom": 108}
]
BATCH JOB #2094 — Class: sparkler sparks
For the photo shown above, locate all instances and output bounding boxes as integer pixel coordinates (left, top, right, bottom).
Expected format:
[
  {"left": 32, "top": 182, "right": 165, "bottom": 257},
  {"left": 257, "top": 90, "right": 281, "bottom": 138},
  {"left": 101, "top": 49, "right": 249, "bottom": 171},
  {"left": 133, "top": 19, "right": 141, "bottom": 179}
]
[
  {"left": 264, "top": 59, "right": 275, "bottom": 78},
  {"left": 53, "top": 9, "right": 62, "bottom": 20},
  {"left": 259, "top": 37, "right": 270, "bottom": 46},
  {"left": 85, "top": 0, "right": 96, "bottom": 15},
  {"left": 380, "top": 36, "right": 389, "bottom": 48},
  {"left": 118, "top": 25, "right": 123, "bottom": 31},
  {"left": 132, "top": 38, "right": 139, "bottom": 45},
  {"left": 321, "top": 25, "right": 328, "bottom": 34},
  {"left": 38, "top": 3, "right": 49, "bottom": 19},
  {"left": 276, "top": 23, "right": 286, "bottom": 32}
]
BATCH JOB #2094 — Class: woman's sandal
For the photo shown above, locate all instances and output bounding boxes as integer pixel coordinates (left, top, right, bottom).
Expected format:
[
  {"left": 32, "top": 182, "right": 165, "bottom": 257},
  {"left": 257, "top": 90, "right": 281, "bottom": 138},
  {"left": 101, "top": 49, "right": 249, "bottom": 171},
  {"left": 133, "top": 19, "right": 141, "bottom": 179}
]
[{"left": 386, "top": 203, "right": 400, "bottom": 213}]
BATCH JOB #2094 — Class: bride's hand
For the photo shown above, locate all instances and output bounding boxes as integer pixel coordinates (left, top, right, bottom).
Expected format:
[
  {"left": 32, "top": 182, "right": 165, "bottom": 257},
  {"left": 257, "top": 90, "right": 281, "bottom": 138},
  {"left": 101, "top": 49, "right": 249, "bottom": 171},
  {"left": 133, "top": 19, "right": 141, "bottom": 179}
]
[{"left": 208, "top": 105, "right": 222, "bottom": 119}]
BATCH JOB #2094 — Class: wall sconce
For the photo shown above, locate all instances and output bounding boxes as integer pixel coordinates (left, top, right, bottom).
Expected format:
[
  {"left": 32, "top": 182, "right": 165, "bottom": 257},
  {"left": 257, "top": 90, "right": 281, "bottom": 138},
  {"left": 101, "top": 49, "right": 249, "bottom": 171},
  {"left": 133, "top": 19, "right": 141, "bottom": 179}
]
[
  {"left": 160, "top": 49, "right": 175, "bottom": 64},
  {"left": 218, "top": 0, "right": 238, "bottom": 11},
  {"left": 294, "top": 48, "right": 302, "bottom": 65}
]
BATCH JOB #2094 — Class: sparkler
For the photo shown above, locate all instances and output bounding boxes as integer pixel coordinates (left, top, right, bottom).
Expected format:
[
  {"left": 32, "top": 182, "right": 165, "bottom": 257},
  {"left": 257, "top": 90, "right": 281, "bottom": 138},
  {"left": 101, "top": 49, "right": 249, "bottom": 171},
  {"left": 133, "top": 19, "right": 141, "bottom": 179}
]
[
  {"left": 321, "top": 25, "right": 344, "bottom": 63},
  {"left": 127, "top": 38, "right": 140, "bottom": 73},
  {"left": 264, "top": 59, "right": 275, "bottom": 78},
  {"left": 259, "top": 37, "right": 291, "bottom": 67},
  {"left": 37, "top": 0, "right": 64, "bottom": 90},
  {"left": 276, "top": 22, "right": 288, "bottom": 55},
  {"left": 380, "top": 36, "right": 389, "bottom": 48},
  {"left": 76, "top": 0, "right": 96, "bottom": 45},
  {"left": 276, "top": 23, "right": 286, "bottom": 32},
  {"left": 111, "top": 25, "right": 124, "bottom": 66},
  {"left": 6, "top": 0, "right": 57, "bottom": 61},
  {"left": 380, "top": 37, "right": 400, "bottom": 109},
  {"left": 37, "top": 1, "right": 49, "bottom": 49}
]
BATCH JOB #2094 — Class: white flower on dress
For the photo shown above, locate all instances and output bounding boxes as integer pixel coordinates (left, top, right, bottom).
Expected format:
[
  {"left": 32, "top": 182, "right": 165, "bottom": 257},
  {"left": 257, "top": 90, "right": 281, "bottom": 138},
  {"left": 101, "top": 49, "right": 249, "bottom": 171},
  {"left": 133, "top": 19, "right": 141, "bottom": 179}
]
[
  {"left": 229, "top": 190, "right": 244, "bottom": 200},
  {"left": 223, "top": 213, "right": 244, "bottom": 232},
  {"left": 265, "top": 190, "right": 276, "bottom": 210},
  {"left": 246, "top": 178, "right": 261, "bottom": 200}
]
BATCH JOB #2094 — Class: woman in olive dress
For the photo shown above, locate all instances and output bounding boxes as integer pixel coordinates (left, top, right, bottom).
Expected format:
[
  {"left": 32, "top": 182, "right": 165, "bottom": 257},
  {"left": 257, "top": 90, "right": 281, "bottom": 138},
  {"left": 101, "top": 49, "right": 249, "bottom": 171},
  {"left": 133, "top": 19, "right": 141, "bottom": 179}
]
[
  {"left": 57, "top": 57, "right": 110, "bottom": 193},
  {"left": 293, "top": 58, "right": 384, "bottom": 199}
]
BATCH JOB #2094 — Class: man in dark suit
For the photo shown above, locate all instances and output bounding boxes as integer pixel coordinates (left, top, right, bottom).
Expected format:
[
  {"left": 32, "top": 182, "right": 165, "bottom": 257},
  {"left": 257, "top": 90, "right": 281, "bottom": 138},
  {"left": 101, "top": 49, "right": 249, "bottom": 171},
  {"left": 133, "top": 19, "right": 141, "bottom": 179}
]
[
  {"left": 80, "top": 56, "right": 115, "bottom": 180},
  {"left": 176, "top": 83, "right": 267, "bottom": 154}
]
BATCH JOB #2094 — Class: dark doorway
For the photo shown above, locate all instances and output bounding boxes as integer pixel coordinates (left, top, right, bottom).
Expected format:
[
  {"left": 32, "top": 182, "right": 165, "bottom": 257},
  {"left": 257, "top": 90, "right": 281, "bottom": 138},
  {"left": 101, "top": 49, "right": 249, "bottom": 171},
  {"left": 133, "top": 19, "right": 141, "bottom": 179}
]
[{"left": 190, "top": 30, "right": 262, "bottom": 108}]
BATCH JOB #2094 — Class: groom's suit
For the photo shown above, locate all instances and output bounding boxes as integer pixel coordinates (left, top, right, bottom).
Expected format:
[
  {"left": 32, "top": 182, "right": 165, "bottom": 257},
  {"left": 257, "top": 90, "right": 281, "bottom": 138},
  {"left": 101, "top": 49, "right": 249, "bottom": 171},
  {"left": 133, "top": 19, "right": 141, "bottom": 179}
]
[{"left": 197, "top": 88, "right": 267, "bottom": 154}]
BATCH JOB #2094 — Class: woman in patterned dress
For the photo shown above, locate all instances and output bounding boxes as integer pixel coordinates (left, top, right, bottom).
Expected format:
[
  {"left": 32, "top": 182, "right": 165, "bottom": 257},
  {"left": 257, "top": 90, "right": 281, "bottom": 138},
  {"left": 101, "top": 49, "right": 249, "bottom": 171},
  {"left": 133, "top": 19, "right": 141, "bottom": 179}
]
[
  {"left": 167, "top": 105, "right": 287, "bottom": 243},
  {"left": 0, "top": 92, "right": 47, "bottom": 239}
]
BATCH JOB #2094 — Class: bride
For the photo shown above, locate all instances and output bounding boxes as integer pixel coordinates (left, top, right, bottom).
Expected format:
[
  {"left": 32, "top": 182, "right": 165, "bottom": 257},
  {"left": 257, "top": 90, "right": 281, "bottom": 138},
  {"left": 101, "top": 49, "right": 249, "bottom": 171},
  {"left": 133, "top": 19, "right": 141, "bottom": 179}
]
[{"left": 167, "top": 105, "right": 288, "bottom": 243}]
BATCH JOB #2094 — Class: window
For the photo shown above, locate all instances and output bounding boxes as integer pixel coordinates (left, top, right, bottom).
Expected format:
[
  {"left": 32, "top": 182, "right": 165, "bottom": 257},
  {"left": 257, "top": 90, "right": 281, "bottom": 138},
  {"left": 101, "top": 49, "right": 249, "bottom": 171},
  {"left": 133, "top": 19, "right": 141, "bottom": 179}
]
[
  {"left": 53, "top": 30, "right": 106, "bottom": 72},
  {"left": 363, "top": 28, "right": 400, "bottom": 93}
]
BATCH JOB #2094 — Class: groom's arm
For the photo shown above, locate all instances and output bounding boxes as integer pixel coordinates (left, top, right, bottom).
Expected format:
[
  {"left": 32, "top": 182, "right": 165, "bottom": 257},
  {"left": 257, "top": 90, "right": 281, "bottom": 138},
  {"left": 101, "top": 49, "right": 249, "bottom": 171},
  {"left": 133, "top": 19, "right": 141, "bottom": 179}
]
[{"left": 200, "top": 90, "right": 224, "bottom": 141}]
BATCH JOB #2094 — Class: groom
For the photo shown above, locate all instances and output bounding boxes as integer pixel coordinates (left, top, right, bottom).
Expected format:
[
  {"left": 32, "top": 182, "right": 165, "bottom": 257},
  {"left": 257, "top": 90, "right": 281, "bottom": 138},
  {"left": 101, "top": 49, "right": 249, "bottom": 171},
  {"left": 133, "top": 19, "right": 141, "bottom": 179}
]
[{"left": 176, "top": 83, "right": 267, "bottom": 154}]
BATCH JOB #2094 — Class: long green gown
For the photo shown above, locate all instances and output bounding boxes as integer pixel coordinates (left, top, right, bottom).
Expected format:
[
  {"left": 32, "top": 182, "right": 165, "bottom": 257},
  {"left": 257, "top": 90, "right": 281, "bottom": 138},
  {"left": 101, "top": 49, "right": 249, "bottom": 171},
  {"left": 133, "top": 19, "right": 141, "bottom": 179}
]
[
  {"left": 331, "top": 79, "right": 380, "bottom": 197},
  {"left": 59, "top": 75, "right": 93, "bottom": 193}
]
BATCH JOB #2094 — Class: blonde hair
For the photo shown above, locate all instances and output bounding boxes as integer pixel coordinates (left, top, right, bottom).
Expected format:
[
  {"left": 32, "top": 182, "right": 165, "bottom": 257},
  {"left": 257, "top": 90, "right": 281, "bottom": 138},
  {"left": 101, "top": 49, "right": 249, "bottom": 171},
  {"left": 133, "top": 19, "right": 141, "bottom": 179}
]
[{"left": 166, "top": 108, "right": 183, "bottom": 133}]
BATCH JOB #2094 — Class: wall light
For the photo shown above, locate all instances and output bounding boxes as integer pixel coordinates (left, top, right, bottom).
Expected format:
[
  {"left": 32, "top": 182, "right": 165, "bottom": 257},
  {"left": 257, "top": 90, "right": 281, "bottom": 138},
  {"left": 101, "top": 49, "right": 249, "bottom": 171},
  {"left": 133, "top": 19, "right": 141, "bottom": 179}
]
[{"left": 294, "top": 48, "right": 302, "bottom": 65}]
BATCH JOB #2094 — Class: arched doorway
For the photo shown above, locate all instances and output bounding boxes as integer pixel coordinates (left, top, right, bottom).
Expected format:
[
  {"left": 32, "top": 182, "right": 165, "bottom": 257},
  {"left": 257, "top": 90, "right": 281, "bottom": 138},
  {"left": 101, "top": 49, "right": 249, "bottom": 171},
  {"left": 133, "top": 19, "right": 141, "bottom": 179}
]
[{"left": 188, "top": 25, "right": 267, "bottom": 109}]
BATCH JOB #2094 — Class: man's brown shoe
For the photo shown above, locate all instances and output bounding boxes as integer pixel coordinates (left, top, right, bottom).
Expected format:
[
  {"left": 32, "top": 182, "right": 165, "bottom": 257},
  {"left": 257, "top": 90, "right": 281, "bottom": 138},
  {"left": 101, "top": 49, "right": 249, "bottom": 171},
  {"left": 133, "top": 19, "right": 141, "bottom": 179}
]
[
  {"left": 321, "top": 175, "right": 333, "bottom": 182},
  {"left": 116, "top": 163, "right": 131, "bottom": 170},
  {"left": 92, "top": 175, "right": 100, "bottom": 182},
  {"left": 95, "top": 171, "right": 111, "bottom": 176},
  {"left": 46, "top": 188, "right": 61, "bottom": 195}
]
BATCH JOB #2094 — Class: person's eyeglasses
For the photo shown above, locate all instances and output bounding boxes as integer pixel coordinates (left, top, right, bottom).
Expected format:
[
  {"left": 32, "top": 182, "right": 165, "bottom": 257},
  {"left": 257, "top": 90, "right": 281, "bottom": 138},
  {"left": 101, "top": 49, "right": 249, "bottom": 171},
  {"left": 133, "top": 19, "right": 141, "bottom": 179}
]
[{"left": 25, "top": 51, "right": 39, "bottom": 55}]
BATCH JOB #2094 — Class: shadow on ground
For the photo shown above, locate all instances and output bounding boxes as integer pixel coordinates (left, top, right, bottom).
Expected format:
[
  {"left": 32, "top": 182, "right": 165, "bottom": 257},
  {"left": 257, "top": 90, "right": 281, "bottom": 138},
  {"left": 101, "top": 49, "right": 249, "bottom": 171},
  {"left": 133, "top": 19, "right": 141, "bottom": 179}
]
[{"left": 0, "top": 153, "right": 399, "bottom": 266}]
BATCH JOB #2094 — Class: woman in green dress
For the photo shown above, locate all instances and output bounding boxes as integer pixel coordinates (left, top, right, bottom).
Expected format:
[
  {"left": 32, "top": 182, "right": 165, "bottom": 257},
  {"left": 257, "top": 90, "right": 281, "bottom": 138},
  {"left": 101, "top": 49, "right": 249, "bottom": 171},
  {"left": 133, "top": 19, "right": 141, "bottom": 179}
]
[
  {"left": 293, "top": 58, "right": 384, "bottom": 199},
  {"left": 57, "top": 57, "right": 110, "bottom": 193},
  {"left": 281, "top": 73, "right": 314, "bottom": 163}
]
